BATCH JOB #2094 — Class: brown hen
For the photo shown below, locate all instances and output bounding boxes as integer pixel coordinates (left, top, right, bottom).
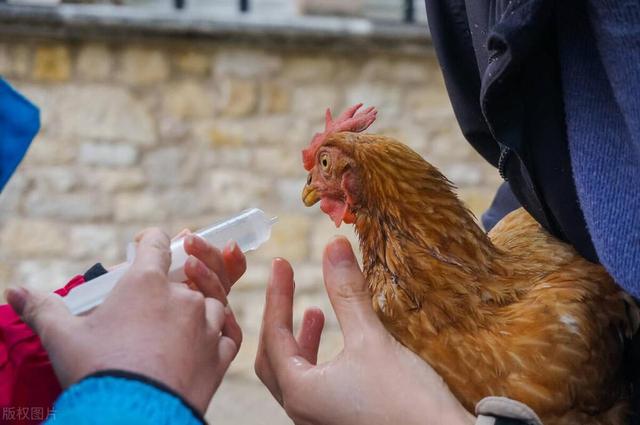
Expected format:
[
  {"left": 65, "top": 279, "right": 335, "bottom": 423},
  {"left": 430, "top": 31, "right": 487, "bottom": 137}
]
[{"left": 301, "top": 105, "right": 639, "bottom": 425}]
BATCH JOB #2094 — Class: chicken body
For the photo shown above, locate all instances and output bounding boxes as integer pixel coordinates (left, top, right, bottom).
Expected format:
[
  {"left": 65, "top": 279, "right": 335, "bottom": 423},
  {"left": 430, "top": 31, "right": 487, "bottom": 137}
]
[{"left": 302, "top": 130, "right": 639, "bottom": 425}]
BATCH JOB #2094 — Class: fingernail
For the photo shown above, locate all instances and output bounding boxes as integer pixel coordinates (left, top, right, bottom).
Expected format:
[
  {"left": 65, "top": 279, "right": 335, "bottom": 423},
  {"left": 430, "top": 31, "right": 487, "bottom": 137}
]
[
  {"left": 327, "top": 237, "right": 354, "bottom": 266},
  {"left": 185, "top": 234, "right": 194, "bottom": 249},
  {"left": 227, "top": 240, "right": 240, "bottom": 255},
  {"left": 5, "top": 287, "right": 28, "bottom": 315}
]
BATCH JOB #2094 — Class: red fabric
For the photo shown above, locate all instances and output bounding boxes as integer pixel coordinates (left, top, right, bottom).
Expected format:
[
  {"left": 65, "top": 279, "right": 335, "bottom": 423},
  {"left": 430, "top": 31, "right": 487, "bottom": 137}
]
[{"left": 0, "top": 275, "right": 86, "bottom": 424}]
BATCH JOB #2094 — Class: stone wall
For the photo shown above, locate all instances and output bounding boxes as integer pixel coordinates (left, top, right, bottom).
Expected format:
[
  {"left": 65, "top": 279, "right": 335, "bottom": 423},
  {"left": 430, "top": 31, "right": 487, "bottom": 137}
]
[{"left": 0, "top": 16, "right": 501, "bottom": 424}]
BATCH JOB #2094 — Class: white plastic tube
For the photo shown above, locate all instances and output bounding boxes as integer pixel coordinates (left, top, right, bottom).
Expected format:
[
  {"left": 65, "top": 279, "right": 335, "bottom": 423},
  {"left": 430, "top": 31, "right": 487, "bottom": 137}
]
[{"left": 63, "top": 208, "right": 277, "bottom": 315}]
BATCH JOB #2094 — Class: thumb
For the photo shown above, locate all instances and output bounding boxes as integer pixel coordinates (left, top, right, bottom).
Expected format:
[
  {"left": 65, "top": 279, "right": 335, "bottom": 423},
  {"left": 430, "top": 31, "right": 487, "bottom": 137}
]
[
  {"left": 322, "top": 237, "right": 380, "bottom": 344},
  {"left": 6, "top": 286, "right": 73, "bottom": 340}
]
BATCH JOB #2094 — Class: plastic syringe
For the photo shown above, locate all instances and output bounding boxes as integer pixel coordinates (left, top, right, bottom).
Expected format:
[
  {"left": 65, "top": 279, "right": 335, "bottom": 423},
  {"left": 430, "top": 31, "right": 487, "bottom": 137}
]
[{"left": 63, "top": 208, "right": 277, "bottom": 315}]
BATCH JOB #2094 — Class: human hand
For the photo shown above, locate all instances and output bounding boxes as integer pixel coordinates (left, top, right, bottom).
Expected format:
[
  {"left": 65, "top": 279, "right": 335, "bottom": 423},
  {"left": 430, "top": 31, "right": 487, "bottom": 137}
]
[
  {"left": 5, "top": 228, "right": 243, "bottom": 413},
  {"left": 255, "top": 236, "right": 475, "bottom": 425}
]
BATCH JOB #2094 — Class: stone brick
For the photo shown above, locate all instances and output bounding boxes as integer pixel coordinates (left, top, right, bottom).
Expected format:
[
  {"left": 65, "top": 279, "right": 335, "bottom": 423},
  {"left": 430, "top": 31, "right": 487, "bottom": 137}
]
[
  {"left": 79, "top": 143, "right": 139, "bottom": 167},
  {"left": 114, "top": 193, "right": 167, "bottom": 223},
  {"left": 23, "top": 135, "right": 76, "bottom": 165},
  {"left": 440, "top": 163, "right": 484, "bottom": 187},
  {"left": 207, "top": 169, "right": 271, "bottom": 213},
  {"left": 242, "top": 116, "right": 310, "bottom": 147},
  {"left": 158, "top": 117, "right": 190, "bottom": 141},
  {"left": 392, "top": 59, "right": 430, "bottom": 83},
  {"left": 32, "top": 45, "right": 71, "bottom": 82},
  {"left": 143, "top": 147, "right": 201, "bottom": 188},
  {"left": 162, "top": 80, "right": 215, "bottom": 119},
  {"left": 118, "top": 47, "right": 169, "bottom": 84},
  {"left": 56, "top": 85, "right": 156, "bottom": 145},
  {"left": 256, "top": 214, "right": 312, "bottom": 262},
  {"left": 199, "top": 116, "right": 307, "bottom": 148},
  {"left": 428, "top": 117, "right": 475, "bottom": 160},
  {"left": 288, "top": 261, "right": 325, "bottom": 293},
  {"left": 360, "top": 57, "right": 429, "bottom": 84},
  {"left": 206, "top": 148, "right": 252, "bottom": 168},
  {"left": 252, "top": 146, "right": 303, "bottom": 178},
  {"left": 0, "top": 44, "right": 31, "bottom": 78},
  {"left": 76, "top": 43, "right": 113, "bottom": 81},
  {"left": 29, "top": 166, "right": 78, "bottom": 193},
  {"left": 261, "top": 82, "right": 290, "bottom": 114},
  {"left": 70, "top": 224, "right": 120, "bottom": 263},
  {"left": 230, "top": 291, "right": 266, "bottom": 333},
  {"left": 219, "top": 78, "right": 257, "bottom": 117},
  {"left": 0, "top": 174, "right": 27, "bottom": 218},
  {"left": 213, "top": 49, "right": 282, "bottom": 78},
  {"left": 174, "top": 50, "right": 210, "bottom": 76},
  {"left": 233, "top": 261, "right": 271, "bottom": 291},
  {"left": 345, "top": 83, "right": 402, "bottom": 119},
  {"left": 198, "top": 122, "right": 245, "bottom": 148},
  {"left": 83, "top": 168, "right": 146, "bottom": 192},
  {"left": 15, "top": 260, "right": 86, "bottom": 292},
  {"left": 160, "top": 189, "right": 216, "bottom": 219},
  {"left": 405, "top": 85, "right": 453, "bottom": 120},
  {"left": 25, "top": 192, "right": 112, "bottom": 221},
  {"left": 0, "top": 219, "right": 68, "bottom": 257},
  {"left": 291, "top": 84, "right": 340, "bottom": 116},
  {"left": 359, "top": 58, "right": 393, "bottom": 81},
  {"left": 283, "top": 56, "right": 335, "bottom": 81},
  {"left": 275, "top": 178, "right": 312, "bottom": 212},
  {"left": 373, "top": 123, "right": 430, "bottom": 154}
]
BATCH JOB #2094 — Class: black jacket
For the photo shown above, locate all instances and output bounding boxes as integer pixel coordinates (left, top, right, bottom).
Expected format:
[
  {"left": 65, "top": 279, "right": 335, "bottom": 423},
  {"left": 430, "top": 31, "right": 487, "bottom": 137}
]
[{"left": 424, "top": 0, "right": 597, "bottom": 262}]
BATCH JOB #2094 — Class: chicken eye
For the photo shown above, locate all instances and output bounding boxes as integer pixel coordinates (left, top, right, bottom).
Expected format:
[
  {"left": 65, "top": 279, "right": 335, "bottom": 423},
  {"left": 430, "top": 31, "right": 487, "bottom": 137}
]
[{"left": 320, "top": 154, "right": 330, "bottom": 170}]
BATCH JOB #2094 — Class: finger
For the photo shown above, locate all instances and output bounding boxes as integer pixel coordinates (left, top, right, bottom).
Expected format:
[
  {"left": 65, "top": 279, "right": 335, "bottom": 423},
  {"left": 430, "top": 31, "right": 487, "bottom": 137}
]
[
  {"left": 5, "top": 287, "right": 74, "bottom": 344},
  {"left": 255, "top": 327, "right": 280, "bottom": 402},
  {"left": 130, "top": 228, "right": 172, "bottom": 276},
  {"left": 184, "top": 256, "right": 228, "bottom": 305},
  {"left": 217, "top": 336, "right": 240, "bottom": 373},
  {"left": 221, "top": 305, "right": 242, "bottom": 349},
  {"left": 255, "top": 286, "right": 279, "bottom": 400},
  {"left": 322, "top": 236, "right": 380, "bottom": 343},
  {"left": 218, "top": 307, "right": 242, "bottom": 369},
  {"left": 184, "top": 235, "right": 231, "bottom": 293},
  {"left": 296, "top": 308, "right": 325, "bottom": 365},
  {"left": 205, "top": 298, "right": 226, "bottom": 334},
  {"left": 172, "top": 228, "right": 191, "bottom": 242},
  {"left": 222, "top": 241, "right": 247, "bottom": 286},
  {"left": 260, "top": 258, "right": 308, "bottom": 378}
]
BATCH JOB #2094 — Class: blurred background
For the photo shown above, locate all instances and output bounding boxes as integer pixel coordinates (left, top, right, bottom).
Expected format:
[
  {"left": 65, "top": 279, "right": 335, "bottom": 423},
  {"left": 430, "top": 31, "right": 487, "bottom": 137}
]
[{"left": 0, "top": 0, "right": 500, "bottom": 423}]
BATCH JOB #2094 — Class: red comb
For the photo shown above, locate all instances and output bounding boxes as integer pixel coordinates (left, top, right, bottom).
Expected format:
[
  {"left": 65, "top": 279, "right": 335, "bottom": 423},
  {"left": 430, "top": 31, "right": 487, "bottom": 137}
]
[{"left": 302, "top": 103, "right": 377, "bottom": 171}]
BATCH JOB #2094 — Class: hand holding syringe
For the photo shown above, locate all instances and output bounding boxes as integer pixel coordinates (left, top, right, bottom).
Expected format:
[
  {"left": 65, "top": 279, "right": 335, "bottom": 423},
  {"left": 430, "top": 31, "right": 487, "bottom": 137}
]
[{"left": 63, "top": 208, "right": 277, "bottom": 315}]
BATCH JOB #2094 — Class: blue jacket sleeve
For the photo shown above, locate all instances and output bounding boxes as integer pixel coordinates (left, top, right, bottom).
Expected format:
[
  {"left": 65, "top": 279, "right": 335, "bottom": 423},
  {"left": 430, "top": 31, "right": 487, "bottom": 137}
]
[{"left": 44, "top": 371, "right": 205, "bottom": 425}]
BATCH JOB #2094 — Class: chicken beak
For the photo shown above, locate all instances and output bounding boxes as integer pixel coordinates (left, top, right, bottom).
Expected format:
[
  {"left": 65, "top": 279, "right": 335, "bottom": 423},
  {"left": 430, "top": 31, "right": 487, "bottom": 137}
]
[{"left": 302, "top": 184, "right": 320, "bottom": 207}]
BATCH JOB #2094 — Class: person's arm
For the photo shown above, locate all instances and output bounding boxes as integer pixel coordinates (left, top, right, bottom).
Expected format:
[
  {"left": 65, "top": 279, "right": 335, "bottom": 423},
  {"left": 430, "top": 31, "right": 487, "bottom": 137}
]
[{"left": 46, "top": 372, "right": 204, "bottom": 425}]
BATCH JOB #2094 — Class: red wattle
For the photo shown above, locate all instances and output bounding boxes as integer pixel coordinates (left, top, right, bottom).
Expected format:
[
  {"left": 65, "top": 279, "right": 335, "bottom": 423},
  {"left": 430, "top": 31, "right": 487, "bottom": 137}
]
[{"left": 320, "top": 198, "right": 349, "bottom": 227}]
